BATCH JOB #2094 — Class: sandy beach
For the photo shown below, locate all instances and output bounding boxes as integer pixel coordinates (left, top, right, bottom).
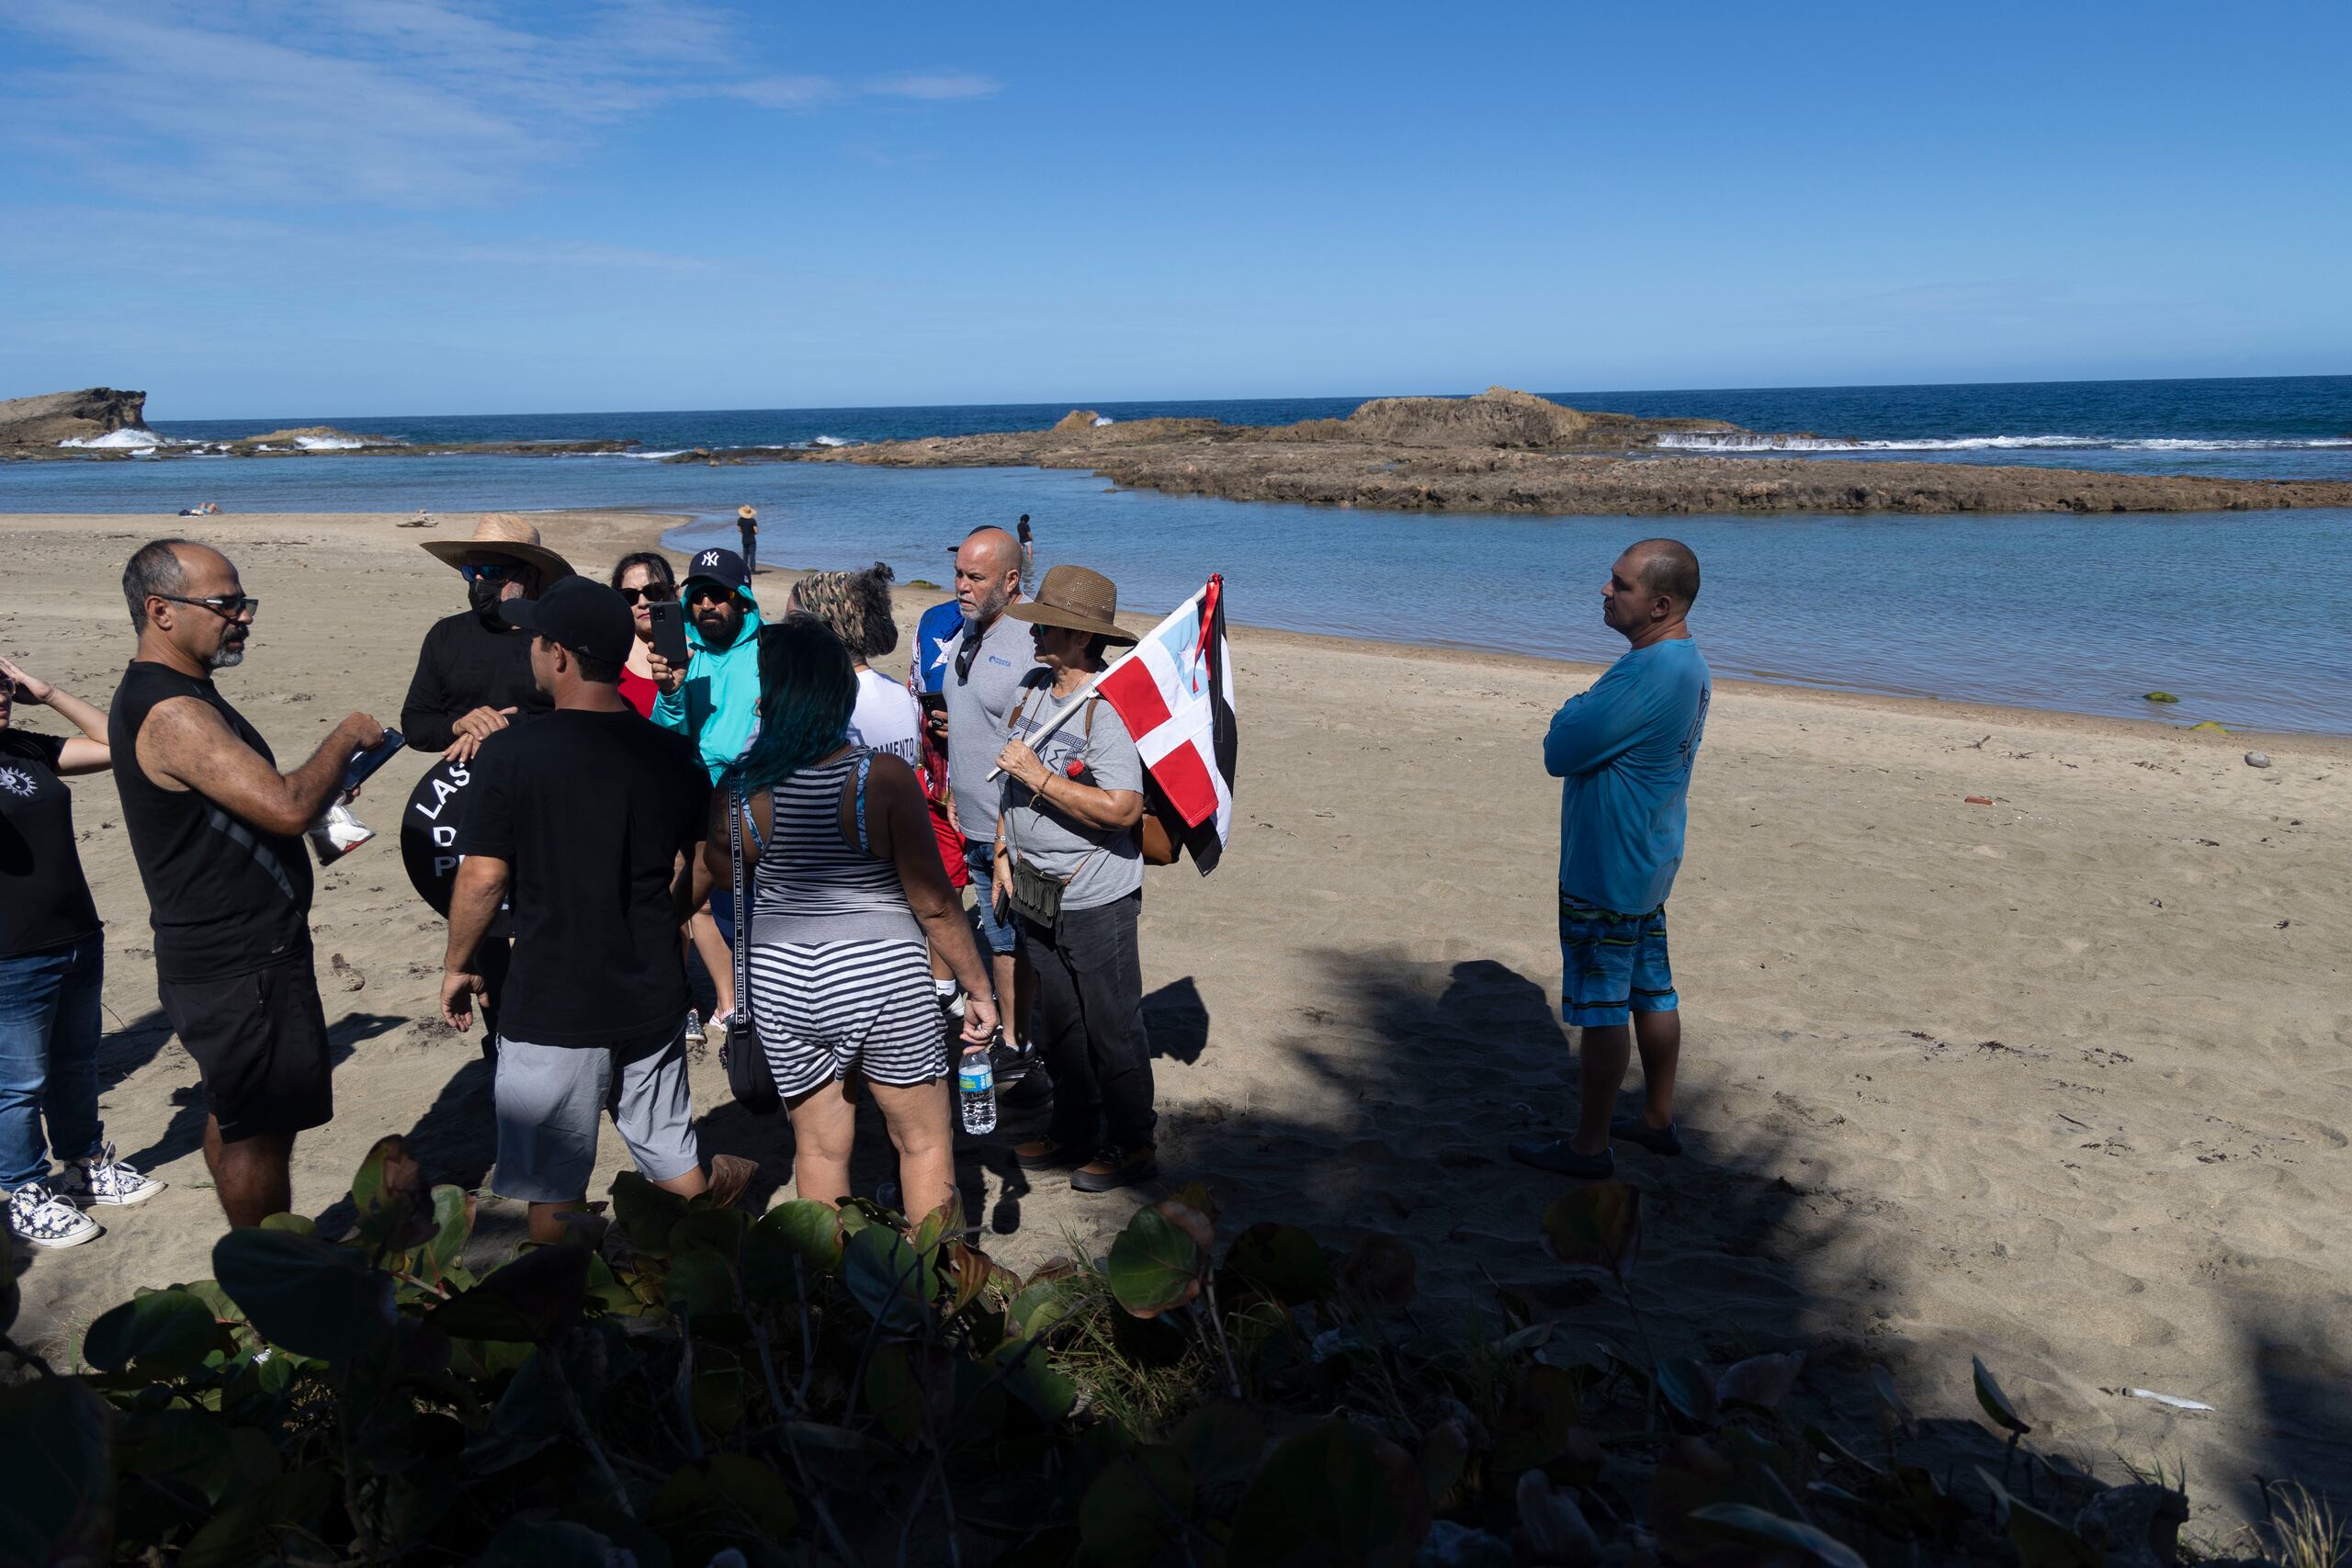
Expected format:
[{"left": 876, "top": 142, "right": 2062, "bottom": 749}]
[{"left": 2, "top": 509, "right": 2345, "bottom": 1532}]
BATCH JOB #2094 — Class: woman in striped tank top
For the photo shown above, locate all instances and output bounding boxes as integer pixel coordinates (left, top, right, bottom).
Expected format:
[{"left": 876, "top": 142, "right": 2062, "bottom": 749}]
[{"left": 705, "top": 615, "right": 998, "bottom": 1216}]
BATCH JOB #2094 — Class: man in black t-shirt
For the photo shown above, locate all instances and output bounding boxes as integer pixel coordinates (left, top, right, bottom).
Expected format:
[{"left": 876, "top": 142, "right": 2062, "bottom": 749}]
[
  {"left": 439, "top": 578, "right": 746, "bottom": 1243},
  {"left": 109, "top": 539, "right": 389, "bottom": 1227},
  {"left": 736, "top": 505, "right": 758, "bottom": 577}
]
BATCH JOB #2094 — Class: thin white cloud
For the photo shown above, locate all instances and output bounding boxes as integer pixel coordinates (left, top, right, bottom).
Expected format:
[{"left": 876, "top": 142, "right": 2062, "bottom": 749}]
[
  {"left": 0, "top": 1, "right": 996, "bottom": 207},
  {"left": 867, "top": 71, "right": 1002, "bottom": 101}
]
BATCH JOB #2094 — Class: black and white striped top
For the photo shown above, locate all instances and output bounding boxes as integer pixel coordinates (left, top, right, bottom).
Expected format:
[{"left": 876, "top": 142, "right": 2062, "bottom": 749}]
[{"left": 745, "top": 751, "right": 923, "bottom": 948}]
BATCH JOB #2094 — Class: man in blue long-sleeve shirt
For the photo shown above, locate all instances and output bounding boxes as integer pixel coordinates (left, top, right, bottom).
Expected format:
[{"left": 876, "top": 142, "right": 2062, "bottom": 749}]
[{"left": 1511, "top": 540, "right": 1710, "bottom": 1179}]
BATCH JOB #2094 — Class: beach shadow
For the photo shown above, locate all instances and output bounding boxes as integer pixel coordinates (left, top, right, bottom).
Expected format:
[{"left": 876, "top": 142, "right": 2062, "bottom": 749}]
[
  {"left": 111, "top": 1007, "right": 403, "bottom": 1176},
  {"left": 2226, "top": 1297, "right": 2352, "bottom": 1521},
  {"left": 1144, "top": 976, "right": 1211, "bottom": 1066}
]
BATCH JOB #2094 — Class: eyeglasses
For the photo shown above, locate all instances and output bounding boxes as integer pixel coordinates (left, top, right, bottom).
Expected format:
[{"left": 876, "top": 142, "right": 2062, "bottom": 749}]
[
  {"left": 154, "top": 592, "right": 260, "bottom": 622},
  {"left": 619, "top": 583, "right": 674, "bottom": 604},
  {"left": 459, "top": 563, "right": 514, "bottom": 583}
]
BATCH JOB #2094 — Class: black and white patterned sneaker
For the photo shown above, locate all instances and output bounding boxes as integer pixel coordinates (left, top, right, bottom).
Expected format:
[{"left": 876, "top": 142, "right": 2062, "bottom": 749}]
[
  {"left": 7, "top": 1182, "right": 101, "bottom": 1248},
  {"left": 60, "top": 1144, "right": 166, "bottom": 1207}
]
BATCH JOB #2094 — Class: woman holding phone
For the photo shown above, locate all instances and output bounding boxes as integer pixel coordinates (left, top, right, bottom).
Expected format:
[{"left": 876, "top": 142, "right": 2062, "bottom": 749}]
[{"left": 1, "top": 656, "right": 162, "bottom": 1249}]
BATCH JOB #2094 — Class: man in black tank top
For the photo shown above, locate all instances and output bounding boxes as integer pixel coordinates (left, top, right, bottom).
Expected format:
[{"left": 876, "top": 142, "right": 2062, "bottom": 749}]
[{"left": 108, "top": 540, "right": 390, "bottom": 1227}]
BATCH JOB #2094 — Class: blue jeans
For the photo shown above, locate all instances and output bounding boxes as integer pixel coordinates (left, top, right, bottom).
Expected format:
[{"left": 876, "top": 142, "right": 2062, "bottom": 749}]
[
  {"left": 0, "top": 932, "right": 105, "bottom": 1190},
  {"left": 965, "top": 843, "right": 1020, "bottom": 957}
]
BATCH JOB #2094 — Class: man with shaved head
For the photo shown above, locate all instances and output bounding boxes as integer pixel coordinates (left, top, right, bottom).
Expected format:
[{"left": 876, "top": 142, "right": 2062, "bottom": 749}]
[
  {"left": 943, "top": 525, "right": 1041, "bottom": 1055},
  {"left": 1512, "top": 539, "right": 1711, "bottom": 1180},
  {"left": 108, "top": 540, "right": 389, "bottom": 1225}
]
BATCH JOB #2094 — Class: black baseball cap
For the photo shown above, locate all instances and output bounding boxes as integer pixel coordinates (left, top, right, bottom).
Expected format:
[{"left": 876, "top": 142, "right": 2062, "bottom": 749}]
[
  {"left": 683, "top": 546, "right": 751, "bottom": 594},
  {"left": 501, "top": 576, "right": 634, "bottom": 668}
]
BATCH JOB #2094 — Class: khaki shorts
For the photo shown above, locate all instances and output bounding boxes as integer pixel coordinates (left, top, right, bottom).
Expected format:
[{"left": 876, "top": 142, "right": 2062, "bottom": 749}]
[{"left": 491, "top": 1027, "right": 699, "bottom": 1202}]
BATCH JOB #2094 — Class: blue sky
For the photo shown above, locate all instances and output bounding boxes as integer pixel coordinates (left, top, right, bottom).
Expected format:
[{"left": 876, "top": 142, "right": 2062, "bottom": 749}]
[{"left": 2, "top": 0, "right": 2346, "bottom": 418}]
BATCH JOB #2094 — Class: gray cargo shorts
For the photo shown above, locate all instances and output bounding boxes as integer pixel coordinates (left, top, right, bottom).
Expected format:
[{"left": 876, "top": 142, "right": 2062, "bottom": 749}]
[{"left": 491, "top": 1027, "right": 700, "bottom": 1203}]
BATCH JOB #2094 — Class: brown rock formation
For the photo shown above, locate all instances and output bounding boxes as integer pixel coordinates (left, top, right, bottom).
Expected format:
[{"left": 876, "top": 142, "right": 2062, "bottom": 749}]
[{"left": 0, "top": 387, "right": 148, "bottom": 445}]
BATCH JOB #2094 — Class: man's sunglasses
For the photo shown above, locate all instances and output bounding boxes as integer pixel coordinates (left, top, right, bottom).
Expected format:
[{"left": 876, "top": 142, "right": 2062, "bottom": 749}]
[
  {"left": 620, "top": 583, "right": 675, "bottom": 604},
  {"left": 686, "top": 583, "right": 736, "bottom": 606},
  {"left": 154, "top": 592, "right": 260, "bottom": 621},
  {"left": 459, "top": 563, "right": 516, "bottom": 583},
  {"left": 954, "top": 636, "right": 980, "bottom": 682}
]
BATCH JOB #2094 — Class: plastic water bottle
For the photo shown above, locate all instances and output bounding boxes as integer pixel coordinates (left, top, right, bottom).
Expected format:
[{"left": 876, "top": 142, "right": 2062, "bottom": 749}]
[{"left": 957, "top": 1043, "right": 998, "bottom": 1134}]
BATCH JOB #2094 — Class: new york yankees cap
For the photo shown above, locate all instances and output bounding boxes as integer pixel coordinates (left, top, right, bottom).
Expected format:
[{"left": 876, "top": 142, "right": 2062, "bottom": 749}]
[{"left": 682, "top": 546, "right": 751, "bottom": 593}]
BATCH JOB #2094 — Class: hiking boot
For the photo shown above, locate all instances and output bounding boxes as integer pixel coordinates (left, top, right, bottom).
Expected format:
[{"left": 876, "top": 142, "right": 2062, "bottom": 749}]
[
  {"left": 59, "top": 1143, "right": 166, "bottom": 1206},
  {"left": 8, "top": 1182, "right": 100, "bottom": 1249},
  {"left": 1609, "top": 1116, "right": 1683, "bottom": 1157},
  {"left": 1508, "top": 1138, "right": 1616, "bottom": 1179},
  {"left": 1012, "top": 1139, "right": 1083, "bottom": 1171},
  {"left": 1070, "top": 1146, "right": 1158, "bottom": 1194}
]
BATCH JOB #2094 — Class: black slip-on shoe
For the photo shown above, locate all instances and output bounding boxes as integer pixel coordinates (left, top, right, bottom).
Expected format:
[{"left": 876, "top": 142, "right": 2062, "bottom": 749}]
[
  {"left": 1508, "top": 1139, "right": 1616, "bottom": 1179},
  {"left": 1610, "top": 1116, "right": 1683, "bottom": 1156},
  {"left": 1069, "top": 1147, "right": 1158, "bottom": 1193}
]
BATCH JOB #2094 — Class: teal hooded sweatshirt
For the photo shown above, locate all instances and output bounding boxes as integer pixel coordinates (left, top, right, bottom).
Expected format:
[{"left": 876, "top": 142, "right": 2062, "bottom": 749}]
[{"left": 653, "top": 592, "right": 765, "bottom": 781}]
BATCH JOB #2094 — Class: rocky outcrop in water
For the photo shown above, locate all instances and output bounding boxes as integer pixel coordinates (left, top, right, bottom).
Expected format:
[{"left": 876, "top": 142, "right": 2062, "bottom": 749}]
[{"left": 0, "top": 387, "right": 148, "bottom": 446}]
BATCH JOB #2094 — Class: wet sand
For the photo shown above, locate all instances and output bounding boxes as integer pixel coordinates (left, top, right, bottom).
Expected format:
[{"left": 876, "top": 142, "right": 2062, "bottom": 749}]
[{"left": 2, "top": 510, "right": 2345, "bottom": 1529}]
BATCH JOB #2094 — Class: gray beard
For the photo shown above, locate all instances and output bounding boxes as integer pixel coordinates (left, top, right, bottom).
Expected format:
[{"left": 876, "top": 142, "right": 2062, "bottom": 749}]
[{"left": 206, "top": 645, "right": 246, "bottom": 671}]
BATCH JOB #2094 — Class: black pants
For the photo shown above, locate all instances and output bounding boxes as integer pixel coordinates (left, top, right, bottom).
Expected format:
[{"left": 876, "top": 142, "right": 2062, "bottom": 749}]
[
  {"left": 739, "top": 532, "right": 757, "bottom": 577},
  {"left": 474, "top": 934, "right": 511, "bottom": 1064},
  {"left": 1022, "top": 894, "right": 1154, "bottom": 1154}
]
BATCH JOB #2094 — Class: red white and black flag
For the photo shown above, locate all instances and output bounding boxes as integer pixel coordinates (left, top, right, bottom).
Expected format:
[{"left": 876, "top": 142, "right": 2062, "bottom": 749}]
[{"left": 1094, "top": 575, "right": 1238, "bottom": 872}]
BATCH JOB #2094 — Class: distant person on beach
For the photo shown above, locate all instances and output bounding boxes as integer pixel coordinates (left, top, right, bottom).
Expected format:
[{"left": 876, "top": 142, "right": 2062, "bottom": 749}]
[
  {"left": 995, "top": 565, "right": 1156, "bottom": 1192},
  {"left": 1510, "top": 539, "right": 1711, "bottom": 1180},
  {"left": 2, "top": 656, "right": 163, "bottom": 1250},
  {"left": 710, "top": 615, "right": 998, "bottom": 1216},
  {"left": 944, "top": 527, "right": 1041, "bottom": 1056},
  {"left": 609, "top": 551, "right": 679, "bottom": 720},
  {"left": 403, "top": 513, "right": 574, "bottom": 763},
  {"left": 1017, "top": 513, "right": 1035, "bottom": 596},
  {"left": 440, "top": 578, "right": 748, "bottom": 1244},
  {"left": 109, "top": 540, "right": 389, "bottom": 1226},
  {"left": 613, "top": 550, "right": 736, "bottom": 1032},
  {"left": 792, "top": 563, "right": 922, "bottom": 768},
  {"left": 737, "top": 505, "right": 759, "bottom": 577},
  {"left": 651, "top": 547, "right": 765, "bottom": 781}
]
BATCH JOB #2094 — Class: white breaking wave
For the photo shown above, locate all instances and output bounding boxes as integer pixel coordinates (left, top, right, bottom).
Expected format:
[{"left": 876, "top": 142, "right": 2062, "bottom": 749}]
[
  {"left": 621, "top": 449, "right": 688, "bottom": 460},
  {"left": 1657, "top": 432, "right": 2352, "bottom": 454},
  {"left": 58, "top": 427, "right": 177, "bottom": 449},
  {"left": 293, "top": 434, "right": 368, "bottom": 450},
  {"left": 1092, "top": 415, "right": 1115, "bottom": 427},
  {"left": 809, "top": 434, "right": 854, "bottom": 447}
]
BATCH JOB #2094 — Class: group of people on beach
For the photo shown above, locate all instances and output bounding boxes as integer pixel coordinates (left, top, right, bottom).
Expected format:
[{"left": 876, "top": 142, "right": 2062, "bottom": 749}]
[{"left": 2, "top": 507, "right": 1710, "bottom": 1253}]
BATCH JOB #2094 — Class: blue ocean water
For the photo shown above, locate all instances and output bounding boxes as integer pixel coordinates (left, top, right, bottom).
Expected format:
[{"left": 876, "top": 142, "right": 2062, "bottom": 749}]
[{"left": 6, "top": 377, "right": 2349, "bottom": 733}]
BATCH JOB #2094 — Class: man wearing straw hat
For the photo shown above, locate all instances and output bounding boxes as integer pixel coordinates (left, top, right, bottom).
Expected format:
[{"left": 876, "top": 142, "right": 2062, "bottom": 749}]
[
  {"left": 403, "top": 513, "right": 574, "bottom": 765},
  {"left": 735, "top": 505, "right": 760, "bottom": 578}
]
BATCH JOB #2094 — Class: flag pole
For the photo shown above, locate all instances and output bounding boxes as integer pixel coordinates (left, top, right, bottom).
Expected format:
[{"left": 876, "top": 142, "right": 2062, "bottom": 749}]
[{"left": 983, "top": 664, "right": 1113, "bottom": 782}]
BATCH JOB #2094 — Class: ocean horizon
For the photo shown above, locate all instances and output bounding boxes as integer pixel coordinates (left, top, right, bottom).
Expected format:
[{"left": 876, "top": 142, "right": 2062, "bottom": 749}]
[{"left": 6, "top": 373, "right": 2349, "bottom": 736}]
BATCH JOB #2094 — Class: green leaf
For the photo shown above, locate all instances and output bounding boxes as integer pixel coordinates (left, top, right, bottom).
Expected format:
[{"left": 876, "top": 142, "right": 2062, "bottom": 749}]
[
  {"left": 756, "top": 1199, "right": 843, "bottom": 1274},
  {"left": 650, "top": 1452, "right": 798, "bottom": 1551},
  {"left": 1973, "top": 1355, "right": 2031, "bottom": 1434},
  {"left": 1491, "top": 1362, "right": 1585, "bottom": 1472},
  {"left": 612, "top": 1168, "right": 689, "bottom": 1255},
  {"left": 1080, "top": 1444, "right": 1193, "bottom": 1568},
  {"left": 1223, "top": 1221, "right": 1333, "bottom": 1304},
  {"left": 1007, "top": 1280, "right": 1073, "bottom": 1340},
  {"left": 0, "top": 1373, "right": 113, "bottom": 1562},
  {"left": 178, "top": 1466, "right": 334, "bottom": 1568},
  {"left": 1538, "top": 1181, "right": 1643, "bottom": 1278},
  {"left": 1870, "top": 1363, "right": 1917, "bottom": 1433},
  {"left": 428, "top": 1244, "right": 591, "bottom": 1343},
  {"left": 841, "top": 1224, "right": 934, "bottom": 1332},
  {"left": 1173, "top": 1399, "right": 1265, "bottom": 1509},
  {"left": 1227, "top": 1420, "right": 1423, "bottom": 1568},
  {"left": 415, "top": 1185, "right": 474, "bottom": 1280},
  {"left": 993, "top": 1337, "right": 1077, "bottom": 1423},
  {"left": 464, "top": 1346, "right": 571, "bottom": 1474},
  {"left": 672, "top": 1205, "right": 749, "bottom": 1258},
  {"left": 1657, "top": 1356, "right": 1722, "bottom": 1428},
  {"left": 666, "top": 1248, "right": 739, "bottom": 1318},
  {"left": 1108, "top": 1204, "right": 1203, "bottom": 1318},
  {"left": 1978, "top": 1468, "right": 2104, "bottom": 1568},
  {"left": 211, "top": 1226, "right": 396, "bottom": 1362},
  {"left": 1690, "top": 1504, "right": 1869, "bottom": 1568},
  {"left": 84, "top": 1287, "right": 230, "bottom": 1379},
  {"left": 258, "top": 1211, "right": 316, "bottom": 1236}
]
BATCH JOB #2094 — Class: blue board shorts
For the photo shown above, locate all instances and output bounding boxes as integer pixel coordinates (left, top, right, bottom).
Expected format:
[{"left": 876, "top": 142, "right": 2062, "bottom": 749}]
[{"left": 1559, "top": 891, "right": 1677, "bottom": 1028}]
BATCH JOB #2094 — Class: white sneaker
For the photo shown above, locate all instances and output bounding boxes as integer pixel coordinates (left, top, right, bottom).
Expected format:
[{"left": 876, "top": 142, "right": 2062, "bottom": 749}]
[
  {"left": 707, "top": 1010, "right": 731, "bottom": 1054},
  {"left": 60, "top": 1144, "right": 165, "bottom": 1207},
  {"left": 7, "top": 1182, "right": 101, "bottom": 1248}
]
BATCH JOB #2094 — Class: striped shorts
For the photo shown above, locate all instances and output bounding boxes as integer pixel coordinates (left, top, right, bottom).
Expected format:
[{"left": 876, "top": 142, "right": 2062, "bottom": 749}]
[
  {"left": 1559, "top": 892, "right": 1678, "bottom": 1029},
  {"left": 745, "top": 939, "right": 946, "bottom": 1098}
]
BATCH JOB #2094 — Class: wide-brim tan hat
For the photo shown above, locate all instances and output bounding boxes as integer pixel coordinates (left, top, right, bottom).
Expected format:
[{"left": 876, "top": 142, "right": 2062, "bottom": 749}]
[
  {"left": 1004, "top": 564, "right": 1137, "bottom": 645},
  {"left": 421, "top": 513, "right": 576, "bottom": 581},
  {"left": 738, "top": 505, "right": 758, "bottom": 521}
]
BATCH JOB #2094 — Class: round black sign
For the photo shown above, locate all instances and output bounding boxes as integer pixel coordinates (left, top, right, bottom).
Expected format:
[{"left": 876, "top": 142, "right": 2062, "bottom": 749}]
[{"left": 401, "top": 754, "right": 509, "bottom": 936}]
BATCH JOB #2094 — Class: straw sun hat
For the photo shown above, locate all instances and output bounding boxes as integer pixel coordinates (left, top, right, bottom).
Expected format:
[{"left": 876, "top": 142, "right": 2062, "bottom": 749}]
[
  {"left": 1004, "top": 564, "right": 1137, "bottom": 646},
  {"left": 420, "top": 513, "right": 576, "bottom": 582}
]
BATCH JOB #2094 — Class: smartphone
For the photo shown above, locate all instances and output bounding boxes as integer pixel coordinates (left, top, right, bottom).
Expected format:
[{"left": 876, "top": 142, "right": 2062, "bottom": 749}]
[
  {"left": 648, "top": 601, "right": 691, "bottom": 667},
  {"left": 341, "top": 728, "right": 405, "bottom": 795},
  {"left": 917, "top": 691, "right": 947, "bottom": 715}
]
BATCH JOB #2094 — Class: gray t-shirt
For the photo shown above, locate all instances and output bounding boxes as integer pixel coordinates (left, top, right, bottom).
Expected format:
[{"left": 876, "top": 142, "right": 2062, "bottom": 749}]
[
  {"left": 944, "top": 609, "right": 1040, "bottom": 830},
  {"left": 1001, "top": 674, "right": 1145, "bottom": 912}
]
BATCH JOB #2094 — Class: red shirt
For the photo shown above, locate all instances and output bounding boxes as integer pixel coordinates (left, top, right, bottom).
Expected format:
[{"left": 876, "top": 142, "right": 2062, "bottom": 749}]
[{"left": 618, "top": 666, "right": 658, "bottom": 719}]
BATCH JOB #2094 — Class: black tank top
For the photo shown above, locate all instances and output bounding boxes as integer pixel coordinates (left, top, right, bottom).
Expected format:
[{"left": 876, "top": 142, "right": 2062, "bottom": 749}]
[{"left": 108, "top": 660, "right": 313, "bottom": 980}]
